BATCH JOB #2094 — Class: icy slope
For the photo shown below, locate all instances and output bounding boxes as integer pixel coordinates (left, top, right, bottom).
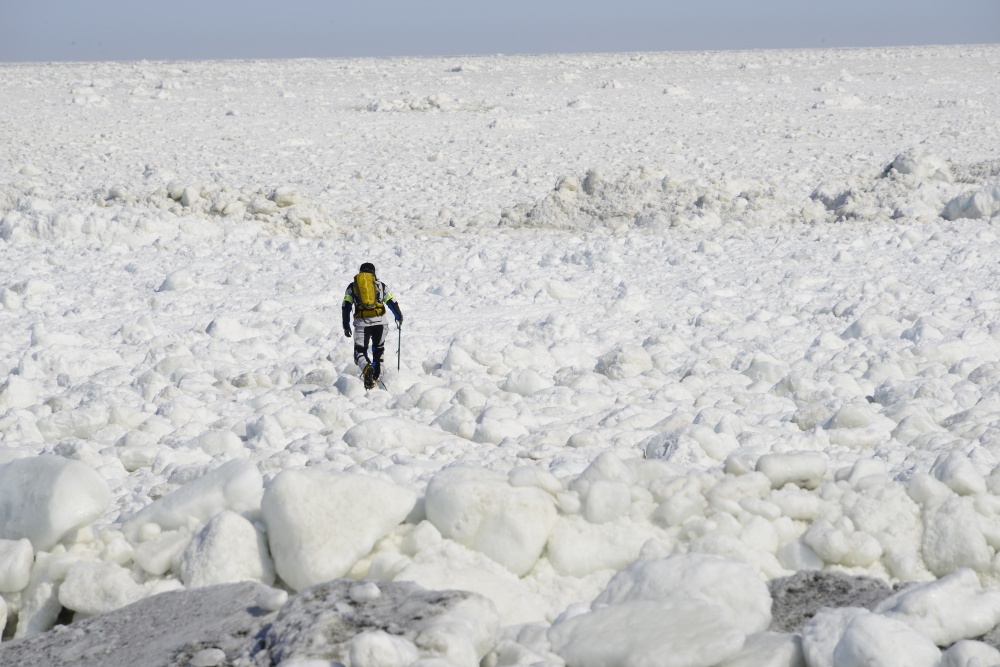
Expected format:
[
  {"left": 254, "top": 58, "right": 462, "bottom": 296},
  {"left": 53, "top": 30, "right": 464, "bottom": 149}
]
[{"left": 1, "top": 44, "right": 1000, "bottom": 666}]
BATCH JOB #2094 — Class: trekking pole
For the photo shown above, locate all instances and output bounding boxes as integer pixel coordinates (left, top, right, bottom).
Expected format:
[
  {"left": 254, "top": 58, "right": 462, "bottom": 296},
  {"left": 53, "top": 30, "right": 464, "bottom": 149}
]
[{"left": 396, "top": 320, "right": 402, "bottom": 371}]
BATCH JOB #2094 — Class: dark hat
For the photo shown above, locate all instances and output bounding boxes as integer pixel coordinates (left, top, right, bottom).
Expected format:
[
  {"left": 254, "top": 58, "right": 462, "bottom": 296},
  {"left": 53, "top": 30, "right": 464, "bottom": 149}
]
[{"left": 359, "top": 262, "right": 376, "bottom": 274}]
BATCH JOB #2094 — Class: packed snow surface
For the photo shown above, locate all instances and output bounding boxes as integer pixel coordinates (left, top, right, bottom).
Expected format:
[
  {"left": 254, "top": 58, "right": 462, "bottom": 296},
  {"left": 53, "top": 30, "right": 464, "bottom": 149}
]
[{"left": 2, "top": 43, "right": 1000, "bottom": 666}]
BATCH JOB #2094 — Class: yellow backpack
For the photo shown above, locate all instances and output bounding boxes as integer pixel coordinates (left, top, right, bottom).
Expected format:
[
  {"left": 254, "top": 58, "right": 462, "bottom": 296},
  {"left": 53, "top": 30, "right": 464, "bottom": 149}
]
[{"left": 353, "top": 272, "right": 386, "bottom": 318}]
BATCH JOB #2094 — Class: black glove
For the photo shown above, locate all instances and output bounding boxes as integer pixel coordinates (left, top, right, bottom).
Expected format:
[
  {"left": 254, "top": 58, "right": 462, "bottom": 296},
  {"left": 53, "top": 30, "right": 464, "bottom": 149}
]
[
  {"left": 344, "top": 328, "right": 352, "bottom": 338},
  {"left": 396, "top": 316, "right": 403, "bottom": 326}
]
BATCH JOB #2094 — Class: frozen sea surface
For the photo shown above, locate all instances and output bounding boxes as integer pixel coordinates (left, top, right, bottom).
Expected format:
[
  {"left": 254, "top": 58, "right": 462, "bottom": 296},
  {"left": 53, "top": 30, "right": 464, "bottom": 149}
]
[{"left": 2, "top": 44, "right": 1000, "bottom": 666}]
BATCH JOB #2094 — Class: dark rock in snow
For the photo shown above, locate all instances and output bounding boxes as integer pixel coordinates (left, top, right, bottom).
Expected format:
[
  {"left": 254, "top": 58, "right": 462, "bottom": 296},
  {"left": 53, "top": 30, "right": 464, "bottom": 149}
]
[
  {"left": 0, "top": 581, "right": 281, "bottom": 667},
  {"left": 239, "top": 579, "right": 489, "bottom": 666},
  {"left": 0, "top": 578, "right": 495, "bottom": 667},
  {"left": 7, "top": 568, "right": 997, "bottom": 666},
  {"left": 767, "top": 570, "right": 899, "bottom": 633},
  {"left": 768, "top": 570, "right": 1000, "bottom": 651},
  {"left": 980, "top": 624, "right": 1000, "bottom": 651}
]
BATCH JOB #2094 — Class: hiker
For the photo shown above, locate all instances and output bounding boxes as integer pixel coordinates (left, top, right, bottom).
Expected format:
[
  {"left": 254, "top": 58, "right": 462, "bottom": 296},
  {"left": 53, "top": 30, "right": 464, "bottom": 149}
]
[{"left": 343, "top": 262, "right": 403, "bottom": 389}]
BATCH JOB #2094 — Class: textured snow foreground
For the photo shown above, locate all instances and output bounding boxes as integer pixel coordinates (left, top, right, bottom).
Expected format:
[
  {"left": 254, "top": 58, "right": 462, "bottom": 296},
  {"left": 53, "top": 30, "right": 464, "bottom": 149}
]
[{"left": 1, "top": 44, "right": 1000, "bottom": 666}]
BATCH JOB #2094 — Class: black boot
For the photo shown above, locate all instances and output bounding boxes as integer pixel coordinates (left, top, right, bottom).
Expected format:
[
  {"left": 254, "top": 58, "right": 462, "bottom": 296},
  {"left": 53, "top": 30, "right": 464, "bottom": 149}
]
[{"left": 363, "top": 363, "right": 377, "bottom": 390}]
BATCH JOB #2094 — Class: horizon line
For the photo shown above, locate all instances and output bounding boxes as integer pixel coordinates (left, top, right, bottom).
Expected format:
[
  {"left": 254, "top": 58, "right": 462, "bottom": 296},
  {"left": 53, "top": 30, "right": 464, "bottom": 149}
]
[{"left": 3, "top": 40, "right": 997, "bottom": 67}]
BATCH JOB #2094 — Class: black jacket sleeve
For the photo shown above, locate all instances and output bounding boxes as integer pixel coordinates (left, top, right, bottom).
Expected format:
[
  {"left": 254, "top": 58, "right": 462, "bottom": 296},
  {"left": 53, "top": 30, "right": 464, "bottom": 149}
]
[{"left": 387, "top": 299, "right": 402, "bottom": 322}]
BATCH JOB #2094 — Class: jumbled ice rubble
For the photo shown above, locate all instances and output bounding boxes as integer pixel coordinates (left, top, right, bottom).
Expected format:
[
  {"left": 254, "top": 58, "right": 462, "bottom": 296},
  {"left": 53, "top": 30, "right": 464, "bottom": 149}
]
[{"left": 4, "top": 442, "right": 1000, "bottom": 665}]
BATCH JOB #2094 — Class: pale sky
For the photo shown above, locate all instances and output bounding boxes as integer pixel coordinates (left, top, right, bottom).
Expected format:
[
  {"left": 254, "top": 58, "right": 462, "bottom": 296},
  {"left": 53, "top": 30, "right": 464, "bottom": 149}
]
[{"left": 1, "top": 0, "right": 998, "bottom": 62}]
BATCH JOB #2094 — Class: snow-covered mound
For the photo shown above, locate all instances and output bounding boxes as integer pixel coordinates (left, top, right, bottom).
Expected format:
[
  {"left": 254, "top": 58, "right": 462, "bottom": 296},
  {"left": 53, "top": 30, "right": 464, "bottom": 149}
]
[
  {"left": 498, "top": 168, "right": 781, "bottom": 231},
  {"left": 365, "top": 92, "right": 495, "bottom": 113},
  {"left": 0, "top": 174, "right": 334, "bottom": 245},
  {"left": 500, "top": 149, "right": 1000, "bottom": 233},
  {"left": 810, "top": 150, "right": 1000, "bottom": 224},
  {"left": 2, "top": 44, "right": 1000, "bottom": 667}
]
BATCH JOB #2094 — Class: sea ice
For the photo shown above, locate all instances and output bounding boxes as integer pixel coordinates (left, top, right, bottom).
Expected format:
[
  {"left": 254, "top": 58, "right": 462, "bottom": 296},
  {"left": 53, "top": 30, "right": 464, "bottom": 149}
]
[
  {"left": 260, "top": 468, "right": 416, "bottom": 590},
  {"left": 424, "top": 466, "right": 557, "bottom": 576},
  {"left": 0, "top": 539, "right": 33, "bottom": 594},
  {"left": 2, "top": 43, "right": 1000, "bottom": 660},
  {"left": 548, "top": 598, "right": 746, "bottom": 667},
  {"left": 179, "top": 510, "right": 275, "bottom": 588},
  {"left": 0, "top": 456, "right": 110, "bottom": 552},
  {"left": 122, "top": 459, "right": 263, "bottom": 543},
  {"left": 875, "top": 568, "right": 1000, "bottom": 646}
]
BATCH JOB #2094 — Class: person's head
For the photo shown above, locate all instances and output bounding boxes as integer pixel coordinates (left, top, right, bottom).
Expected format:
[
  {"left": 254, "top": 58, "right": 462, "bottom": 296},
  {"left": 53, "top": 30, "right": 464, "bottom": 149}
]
[{"left": 359, "top": 262, "right": 376, "bottom": 275}]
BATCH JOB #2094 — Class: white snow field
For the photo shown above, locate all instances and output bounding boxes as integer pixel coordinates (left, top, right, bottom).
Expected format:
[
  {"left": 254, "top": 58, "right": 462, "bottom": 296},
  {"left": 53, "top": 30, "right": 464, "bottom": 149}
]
[{"left": 2, "top": 43, "right": 1000, "bottom": 666}]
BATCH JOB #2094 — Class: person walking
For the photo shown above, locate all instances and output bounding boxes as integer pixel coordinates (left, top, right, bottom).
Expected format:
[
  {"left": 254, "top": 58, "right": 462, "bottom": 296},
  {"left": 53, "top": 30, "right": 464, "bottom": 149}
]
[{"left": 342, "top": 262, "right": 403, "bottom": 389}]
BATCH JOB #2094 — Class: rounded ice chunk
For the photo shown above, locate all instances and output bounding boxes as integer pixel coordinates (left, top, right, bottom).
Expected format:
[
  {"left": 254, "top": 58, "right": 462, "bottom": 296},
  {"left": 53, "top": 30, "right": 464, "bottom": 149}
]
[
  {"left": 57, "top": 560, "right": 145, "bottom": 616},
  {"left": 891, "top": 151, "right": 953, "bottom": 182},
  {"left": 802, "top": 519, "right": 882, "bottom": 568},
  {"left": 188, "top": 648, "right": 227, "bottom": 667},
  {"left": 205, "top": 316, "right": 257, "bottom": 341},
  {"left": 742, "top": 352, "right": 788, "bottom": 384},
  {"left": 424, "top": 466, "right": 557, "bottom": 576},
  {"left": 134, "top": 527, "right": 193, "bottom": 576},
  {"left": 122, "top": 460, "right": 263, "bottom": 543},
  {"left": 549, "top": 598, "right": 745, "bottom": 667},
  {"left": 501, "top": 368, "right": 553, "bottom": 396},
  {"left": 0, "top": 538, "right": 34, "bottom": 593},
  {"left": 270, "top": 186, "right": 304, "bottom": 207},
  {"left": 595, "top": 344, "right": 653, "bottom": 380},
  {"left": 874, "top": 568, "right": 1000, "bottom": 646},
  {"left": 157, "top": 268, "right": 197, "bottom": 292},
  {"left": 755, "top": 452, "right": 827, "bottom": 489},
  {"left": 940, "top": 640, "right": 1000, "bottom": 667},
  {"left": 580, "top": 480, "right": 632, "bottom": 524},
  {"left": 715, "top": 631, "right": 804, "bottom": 667},
  {"left": 922, "top": 497, "right": 992, "bottom": 576},
  {"left": 571, "top": 450, "right": 636, "bottom": 490},
  {"left": 645, "top": 424, "right": 738, "bottom": 463},
  {"left": 400, "top": 565, "right": 546, "bottom": 627},
  {"left": 36, "top": 404, "right": 111, "bottom": 442},
  {"left": 546, "top": 516, "right": 651, "bottom": 577},
  {"left": 349, "top": 581, "right": 382, "bottom": 603},
  {"left": 0, "top": 456, "right": 110, "bottom": 551},
  {"left": 841, "top": 313, "right": 905, "bottom": 340},
  {"left": 180, "top": 510, "right": 275, "bottom": 588},
  {"left": 801, "top": 607, "right": 872, "bottom": 667},
  {"left": 832, "top": 610, "right": 941, "bottom": 667},
  {"left": 0, "top": 375, "right": 39, "bottom": 412},
  {"left": 349, "top": 630, "right": 419, "bottom": 667},
  {"left": 594, "top": 554, "right": 772, "bottom": 635},
  {"left": 472, "top": 416, "right": 530, "bottom": 444},
  {"left": 343, "top": 416, "right": 453, "bottom": 454},
  {"left": 930, "top": 451, "right": 987, "bottom": 496},
  {"left": 942, "top": 185, "right": 1000, "bottom": 221},
  {"left": 261, "top": 469, "right": 416, "bottom": 590}
]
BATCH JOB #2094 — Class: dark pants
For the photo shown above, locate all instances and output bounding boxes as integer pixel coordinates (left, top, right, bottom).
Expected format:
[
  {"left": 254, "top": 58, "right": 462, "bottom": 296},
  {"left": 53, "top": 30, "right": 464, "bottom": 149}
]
[{"left": 353, "top": 322, "right": 386, "bottom": 376}]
